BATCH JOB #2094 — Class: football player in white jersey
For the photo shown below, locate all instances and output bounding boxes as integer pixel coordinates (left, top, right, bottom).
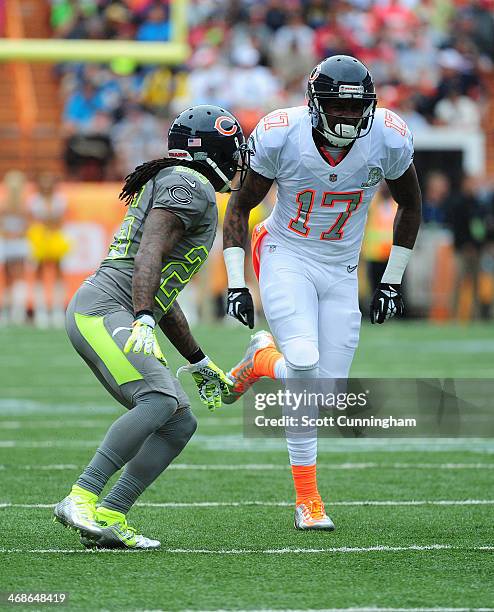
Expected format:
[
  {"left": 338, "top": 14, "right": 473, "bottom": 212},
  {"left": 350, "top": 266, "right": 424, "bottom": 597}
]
[{"left": 223, "top": 56, "right": 422, "bottom": 530}]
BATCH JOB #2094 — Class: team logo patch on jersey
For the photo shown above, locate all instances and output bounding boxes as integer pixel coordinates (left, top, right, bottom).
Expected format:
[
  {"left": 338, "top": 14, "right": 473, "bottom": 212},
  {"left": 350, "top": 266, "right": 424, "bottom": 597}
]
[
  {"left": 329, "top": 173, "right": 338, "bottom": 182},
  {"left": 361, "top": 167, "right": 384, "bottom": 188},
  {"left": 168, "top": 185, "right": 193, "bottom": 205}
]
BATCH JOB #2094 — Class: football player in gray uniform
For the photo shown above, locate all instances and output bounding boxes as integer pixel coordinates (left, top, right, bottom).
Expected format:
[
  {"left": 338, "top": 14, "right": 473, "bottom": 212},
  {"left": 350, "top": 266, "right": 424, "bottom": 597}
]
[{"left": 54, "top": 105, "right": 249, "bottom": 549}]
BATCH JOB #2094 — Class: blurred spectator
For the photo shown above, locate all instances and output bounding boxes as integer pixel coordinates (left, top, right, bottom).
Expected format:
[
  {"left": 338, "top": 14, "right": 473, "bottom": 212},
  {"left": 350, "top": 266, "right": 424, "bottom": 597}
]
[
  {"left": 229, "top": 46, "right": 282, "bottom": 112},
  {"left": 103, "top": 3, "right": 134, "bottom": 39},
  {"left": 111, "top": 104, "right": 167, "bottom": 176},
  {"left": 187, "top": 47, "right": 232, "bottom": 107},
  {"left": 136, "top": 3, "right": 171, "bottom": 42},
  {"left": 63, "top": 80, "right": 105, "bottom": 134},
  {"left": 27, "top": 174, "right": 70, "bottom": 328},
  {"left": 271, "top": 11, "right": 315, "bottom": 83},
  {"left": 422, "top": 172, "right": 450, "bottom": 226},
  {"left": 0, "top": 171, "right": 29, "bottom": 326},
  {"left": 265, "top": 0, "right": 287, "bottom": 31},
  {"left": 64, "top": 110, "right": 115, "bottom": 180},
  {"left": 370, "top": 0, "right": 420, "bottom": 47},
  {"left": 51, "top": 0, "right": 490, "bottom": 182},
  {"left": 435, "top": 86, "right": 481, "bottom": 128},
  {"left": 447, "top": 175, "right": 494, "bottom": 320},
  {"left": 455, "top": 0, "right": 494, "bottom": 60},
  {"left": 51, "top": 0, "right": 97, "bottom": 37}
]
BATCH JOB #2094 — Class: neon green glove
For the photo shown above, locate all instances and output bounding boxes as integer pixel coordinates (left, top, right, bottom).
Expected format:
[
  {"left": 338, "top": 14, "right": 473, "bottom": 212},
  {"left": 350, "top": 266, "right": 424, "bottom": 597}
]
[
  {"left": 177, "top": 357, "right": 233, "bottom": 411},
  {"left": 124, "top": 314, "right": 167, "bottom": 365}
]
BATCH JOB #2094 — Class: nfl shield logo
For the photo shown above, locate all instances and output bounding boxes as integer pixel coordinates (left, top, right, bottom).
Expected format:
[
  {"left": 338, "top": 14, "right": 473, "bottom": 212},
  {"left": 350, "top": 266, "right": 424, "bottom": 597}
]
[{"left": 329, "top": 173, "right": 337, "bottom": 182}]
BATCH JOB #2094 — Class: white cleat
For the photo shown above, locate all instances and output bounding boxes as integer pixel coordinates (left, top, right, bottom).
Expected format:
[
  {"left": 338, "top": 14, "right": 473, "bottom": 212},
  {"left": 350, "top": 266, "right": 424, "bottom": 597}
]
[
  {"left": 294, "top": 499, "right": 335, "bottom": 531},
  {"left": 53, "top": 488, "right": 102, "bottom": 538},
  {"left": 80, "top": 506, "right": 160, "bottom": 550},
  {"left": 222, "top": 330, "right": 276, "bottom": 404},
  {"left": 80, "top": 527, "right": 161, "bottom": 550}
]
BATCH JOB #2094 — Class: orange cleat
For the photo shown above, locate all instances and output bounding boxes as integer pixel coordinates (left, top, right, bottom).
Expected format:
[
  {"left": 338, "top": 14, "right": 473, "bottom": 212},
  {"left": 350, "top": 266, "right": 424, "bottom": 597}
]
[
  {"left": 294, "top": 498, "right": 335, "bottom": 531},
  {"left": 222, "top": 330, "right": 276, "bottom": 404}
]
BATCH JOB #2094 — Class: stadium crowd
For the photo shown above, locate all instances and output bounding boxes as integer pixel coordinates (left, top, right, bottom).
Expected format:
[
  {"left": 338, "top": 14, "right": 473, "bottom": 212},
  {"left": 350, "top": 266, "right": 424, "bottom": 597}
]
[
  {"left": 51, "top": 0, "right": 494, "bottom": 178},
  {"left": 1, "top": 0, "right": 493, "bottom": 324}
]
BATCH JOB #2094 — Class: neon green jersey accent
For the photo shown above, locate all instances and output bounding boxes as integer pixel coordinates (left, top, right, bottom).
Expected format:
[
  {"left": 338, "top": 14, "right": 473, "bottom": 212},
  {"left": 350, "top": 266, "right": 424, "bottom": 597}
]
[
  {"left": 155, "top": 245, "right": 209, "bottom": 313},
  {"left": 74, "top": 313, "right": 143, "bottom": 385},
  {"left": 97, "top": 166, "right": 217, "bottom": 320}
]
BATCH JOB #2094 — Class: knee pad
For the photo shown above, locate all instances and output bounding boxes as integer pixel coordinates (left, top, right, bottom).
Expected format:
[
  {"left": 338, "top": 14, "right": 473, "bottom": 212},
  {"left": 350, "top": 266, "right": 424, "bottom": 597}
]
[
  {"left": 136, "top": 391, "right": 179, "bottom": 430},
  {"left": 175, "top": 407, "right": 198, "bottom": 442},
  {"left": 284, "top": 339, "right": 319, "bottom": 372},
  {"left": 156, "top": 406, "right": 197, "bottom": 452}
]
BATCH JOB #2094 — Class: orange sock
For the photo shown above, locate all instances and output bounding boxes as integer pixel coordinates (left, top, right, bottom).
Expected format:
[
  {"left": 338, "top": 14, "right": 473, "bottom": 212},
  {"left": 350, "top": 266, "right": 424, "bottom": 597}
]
[
  {"left": 253, "top": 347, "right": 282, "bottom": 379},
  {"left": 291, "top": 464, "right": 320, "bottom": 505}
]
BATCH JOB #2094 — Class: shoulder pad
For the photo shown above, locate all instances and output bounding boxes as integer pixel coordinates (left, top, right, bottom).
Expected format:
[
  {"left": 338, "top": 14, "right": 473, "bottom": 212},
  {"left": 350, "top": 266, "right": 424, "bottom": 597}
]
[{"left": 375, "top": 108, "right": 413, "bottom": 150}]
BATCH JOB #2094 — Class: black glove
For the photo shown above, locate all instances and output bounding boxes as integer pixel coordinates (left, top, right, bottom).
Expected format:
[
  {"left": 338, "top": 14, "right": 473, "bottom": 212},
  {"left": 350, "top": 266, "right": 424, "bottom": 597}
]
[
  {"left": 227, "top": 287, "right": 254, "bottom": 329},
  {"left": 370, "top": 283, "right": 404, "bottom": 324}
]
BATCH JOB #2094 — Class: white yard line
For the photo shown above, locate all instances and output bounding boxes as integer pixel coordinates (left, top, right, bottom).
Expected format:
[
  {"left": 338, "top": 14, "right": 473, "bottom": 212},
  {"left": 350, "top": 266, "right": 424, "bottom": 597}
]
[
  {"left": 178, "top": 608, "right": 494, "bottom": 612},
  {"left": 0, "top": 441, "right": 101, "bottom": 448},
  {"left": 1, "top": 499, "right": 493, "bottom": 509},
  {"left": 1, "top": 462, "right": 493, "bottom": 471},
  {"left": 0, "top": 400, "right": 118, "bottom": 415},
  {"left": 2, "top": 437, "right": 494, "bottom": 452},
  {"left": 0, "top": 418, "right": 243, "bottom": 429},
  {"left": 181, "top": 608, "right": 494, "bottom": 612},
  {"left": 0, "top": 544, "right": 492, "bottom": 555}
]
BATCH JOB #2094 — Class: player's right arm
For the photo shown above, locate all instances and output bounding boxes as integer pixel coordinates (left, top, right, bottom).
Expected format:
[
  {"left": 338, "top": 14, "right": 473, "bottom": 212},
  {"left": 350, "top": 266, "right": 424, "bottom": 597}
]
[
  {"left": 223, "top": 169, "right": 274, "bottom": 249},
  {"left": 124, "top": 208, "right": 184, "bottom": 361},
  {"left": 224, "top": 110, "right": 293, "bottom": 327},
  {"left": 223, "top": 169, "right": 273, "bottom": 328}
]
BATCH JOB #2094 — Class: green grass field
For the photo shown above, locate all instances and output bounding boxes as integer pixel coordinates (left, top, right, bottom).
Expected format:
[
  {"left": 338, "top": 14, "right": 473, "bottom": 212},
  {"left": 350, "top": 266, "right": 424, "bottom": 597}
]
[{"left": 1, "top": 322, "right": 493, "bottom": 611}]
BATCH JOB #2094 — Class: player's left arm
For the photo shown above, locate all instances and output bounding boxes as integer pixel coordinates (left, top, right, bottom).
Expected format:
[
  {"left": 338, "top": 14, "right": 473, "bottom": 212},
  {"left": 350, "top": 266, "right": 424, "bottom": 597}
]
[
  {"left": 160, "top": 301, "right": 232, "bottom": 411},
  {"left": 370, "top": 162, "right": 422, "bottom": 324},
  {"left": 158, "top": 301, "right": 201, "bottom": 361},
  {"left": 386, "top": 162, "right": 422, "bottom": 250}
]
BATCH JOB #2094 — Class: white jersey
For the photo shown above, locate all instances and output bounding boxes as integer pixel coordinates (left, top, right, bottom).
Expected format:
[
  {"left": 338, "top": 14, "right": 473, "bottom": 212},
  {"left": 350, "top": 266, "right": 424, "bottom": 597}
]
[{"left": 249, "top": 106, "right": 414, "bottom": 264}]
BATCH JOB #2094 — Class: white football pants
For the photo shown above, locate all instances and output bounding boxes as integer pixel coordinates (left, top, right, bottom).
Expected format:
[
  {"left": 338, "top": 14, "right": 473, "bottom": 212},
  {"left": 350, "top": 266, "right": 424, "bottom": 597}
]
[{"left": 258, "top": 235, "right": 362, "bottom": 465}]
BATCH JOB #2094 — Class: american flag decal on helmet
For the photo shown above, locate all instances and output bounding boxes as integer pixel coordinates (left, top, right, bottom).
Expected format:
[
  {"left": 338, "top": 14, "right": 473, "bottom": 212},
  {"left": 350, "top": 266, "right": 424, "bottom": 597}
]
[{"left": 188, "top": 137, "right": 202, "bottom": 147}]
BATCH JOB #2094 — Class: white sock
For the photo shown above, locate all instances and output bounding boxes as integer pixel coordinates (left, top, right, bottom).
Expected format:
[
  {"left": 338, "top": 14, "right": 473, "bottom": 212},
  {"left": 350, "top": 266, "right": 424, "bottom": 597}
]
[
  {"left": 286, "top": 436, "right": 317, "bottom": 465},
  {"left": 274, "top": 357, "right": 287, "bottom": 380},
  {"left": 284, "top": 362, "right": 319, "bottom": 468}
]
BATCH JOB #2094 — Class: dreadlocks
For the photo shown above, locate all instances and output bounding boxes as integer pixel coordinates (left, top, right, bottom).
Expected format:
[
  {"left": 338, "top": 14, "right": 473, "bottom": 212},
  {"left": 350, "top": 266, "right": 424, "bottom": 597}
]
[{"left": 119, "top": 158, "right": 181, "bottom": 205}]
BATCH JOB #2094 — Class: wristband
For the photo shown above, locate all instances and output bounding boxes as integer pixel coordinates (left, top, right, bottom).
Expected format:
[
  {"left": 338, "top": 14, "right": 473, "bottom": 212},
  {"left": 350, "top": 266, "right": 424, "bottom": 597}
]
[
  {"left": 134, "top": 311, "right": 155, "bottom": 328},
  {"left": 188, "top": 347, "right": 206, "bottom": 364},
  {"left": 223, "top": 247, "right": 246, "bottom": 288},
  {"left": 193, "top": 355, "right": 210, "bottom": 368},
  {"left": 381, "top": 245, "right": 413, "bottom": 284}
]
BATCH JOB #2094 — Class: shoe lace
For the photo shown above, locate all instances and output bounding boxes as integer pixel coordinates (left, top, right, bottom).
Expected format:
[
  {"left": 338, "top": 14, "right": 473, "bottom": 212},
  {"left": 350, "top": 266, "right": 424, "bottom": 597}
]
[
  {"left": 114, "top": 518, "right": 136, "bottom": 537},
  {"left": 309, "top": 499, "right": 325, "bottom": 520}
]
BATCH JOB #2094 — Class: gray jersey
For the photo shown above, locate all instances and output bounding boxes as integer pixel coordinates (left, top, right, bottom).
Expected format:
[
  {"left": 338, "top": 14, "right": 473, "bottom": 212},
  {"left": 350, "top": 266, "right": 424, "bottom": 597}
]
[{"left": 91, "top": 165, "right": 217, "bottom": 321}]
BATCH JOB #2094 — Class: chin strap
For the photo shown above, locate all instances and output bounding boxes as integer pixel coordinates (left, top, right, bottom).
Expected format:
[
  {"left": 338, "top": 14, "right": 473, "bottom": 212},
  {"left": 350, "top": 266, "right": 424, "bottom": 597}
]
[{"left": 206, "top": 157, "right": 231, "bottom": 192}]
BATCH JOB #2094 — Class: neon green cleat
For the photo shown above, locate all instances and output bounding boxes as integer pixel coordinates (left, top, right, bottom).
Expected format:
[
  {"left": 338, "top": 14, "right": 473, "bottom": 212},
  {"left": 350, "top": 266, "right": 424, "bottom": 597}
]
[
  {"left": 53, "top": 485, "right": 102, "bottom": 537},
  {"left": 80, "top": 506, "right": 160, "bottom": 550}
]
